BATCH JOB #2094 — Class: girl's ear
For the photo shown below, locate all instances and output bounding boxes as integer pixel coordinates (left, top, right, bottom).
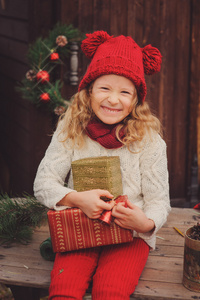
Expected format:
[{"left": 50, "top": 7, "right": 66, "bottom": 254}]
[
  {"left": 81, "top": 31, "right": 112, "bottom": 59},
  {"left": 142, "top": 45, "right": 162, "bottom": 75}
]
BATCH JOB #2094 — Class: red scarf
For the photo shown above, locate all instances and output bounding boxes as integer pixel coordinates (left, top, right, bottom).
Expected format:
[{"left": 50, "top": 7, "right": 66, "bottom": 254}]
[{"left": 85, "top": 119, "right": 125, "bottom": 149}]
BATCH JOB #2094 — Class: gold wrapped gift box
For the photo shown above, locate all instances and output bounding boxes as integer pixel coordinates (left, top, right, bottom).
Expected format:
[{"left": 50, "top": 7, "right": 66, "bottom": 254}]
[
  {"left": 71, "top": 156, "right": 123, "bottom": 198},
  {"left": 48, "top": 156, "right": 133, "bottom": 252}
]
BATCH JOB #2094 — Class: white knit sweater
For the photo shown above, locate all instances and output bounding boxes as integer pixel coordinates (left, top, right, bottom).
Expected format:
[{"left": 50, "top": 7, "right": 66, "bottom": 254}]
[{"left": 34, "top": 121, "right": 171, "bottom": 250}]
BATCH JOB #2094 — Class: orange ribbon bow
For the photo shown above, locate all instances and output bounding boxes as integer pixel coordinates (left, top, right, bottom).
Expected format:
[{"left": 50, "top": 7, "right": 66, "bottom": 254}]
[{"left": 99, "top": 195, "right": 128, "bottom": 225}]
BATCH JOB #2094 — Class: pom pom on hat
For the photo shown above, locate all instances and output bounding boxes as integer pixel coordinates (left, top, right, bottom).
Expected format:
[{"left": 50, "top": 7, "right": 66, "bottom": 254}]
[
  {"left": 142, "top": 45, "right": 162, "bottom": 75},
  {"left": 81, "top": 31, "right": 112, "bottom": 59}
]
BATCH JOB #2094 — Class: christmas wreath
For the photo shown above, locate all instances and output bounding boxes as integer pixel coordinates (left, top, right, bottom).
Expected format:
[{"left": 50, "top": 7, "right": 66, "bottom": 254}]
[{"left": 17, "top": 23, "right": 84, "bottom": 115}]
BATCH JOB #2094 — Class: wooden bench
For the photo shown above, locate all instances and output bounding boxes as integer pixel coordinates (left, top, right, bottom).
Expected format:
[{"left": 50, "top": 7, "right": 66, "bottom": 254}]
[{"left": 1, "top": 207, "right": 200, "bottom": 300}]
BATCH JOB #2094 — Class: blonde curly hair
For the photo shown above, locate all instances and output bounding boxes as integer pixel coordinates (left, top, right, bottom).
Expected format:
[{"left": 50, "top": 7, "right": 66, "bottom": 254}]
[{"left": 59, "top": 85, "right": 162, "bottom": 150}]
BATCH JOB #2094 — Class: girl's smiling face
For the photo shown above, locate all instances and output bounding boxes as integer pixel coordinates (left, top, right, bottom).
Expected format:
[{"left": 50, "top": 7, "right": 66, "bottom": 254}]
[{"left": 91, "top": 74, "right": 137, "bottom": 125}]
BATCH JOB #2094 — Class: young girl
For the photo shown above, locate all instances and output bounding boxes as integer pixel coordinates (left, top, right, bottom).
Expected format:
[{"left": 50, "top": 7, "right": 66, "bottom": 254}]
[{"left": 34, "top": 31, "right": 171, "bottom": 300}]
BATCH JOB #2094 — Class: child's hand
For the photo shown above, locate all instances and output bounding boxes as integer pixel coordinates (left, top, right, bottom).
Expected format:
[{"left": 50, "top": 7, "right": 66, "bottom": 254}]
[
  {"left": 112, "top": 199, "right": 155, "bottom": 233},
  {"left": 59, "top": 189, "right": 114, "bottom": 219}
]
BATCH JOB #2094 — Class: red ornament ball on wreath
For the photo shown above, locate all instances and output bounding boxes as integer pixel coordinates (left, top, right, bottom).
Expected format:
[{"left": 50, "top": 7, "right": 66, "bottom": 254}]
[
  {"left": 36, "top": 70, "right": 50, "bottom": 83},
  {"left": 40, "top": 93, "right": 50, "bottom": 102},
  {"left": 50, "top": 52, "right": 59, "bottom": 61}
]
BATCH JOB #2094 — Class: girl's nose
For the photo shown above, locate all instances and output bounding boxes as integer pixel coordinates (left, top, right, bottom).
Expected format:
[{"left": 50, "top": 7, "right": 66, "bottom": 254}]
[{"left": 107, "top": 92, "right": 119, "bottom": 105}]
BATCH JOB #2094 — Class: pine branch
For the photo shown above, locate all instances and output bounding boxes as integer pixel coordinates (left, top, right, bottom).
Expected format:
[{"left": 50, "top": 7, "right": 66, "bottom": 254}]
[{"left": 0, "top": 194, "right": 48, "bottom": 245}]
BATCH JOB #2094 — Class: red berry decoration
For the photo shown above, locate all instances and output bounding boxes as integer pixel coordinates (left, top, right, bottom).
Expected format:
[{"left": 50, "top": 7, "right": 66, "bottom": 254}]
[
  {"left": 40, "top": 93, "right": 50, "bottom": 102},
  {"left": 36, "top": 70, "right": 50, "bottom": 83},
  {"left": 50, "top": 52, "right": 59, "bottom": 61}
]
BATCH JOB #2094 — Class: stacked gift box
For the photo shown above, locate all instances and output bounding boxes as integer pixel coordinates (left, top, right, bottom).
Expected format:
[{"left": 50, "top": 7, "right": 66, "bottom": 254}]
[{"left": 47, "top": 156, "right": 134, "bottom": 252}]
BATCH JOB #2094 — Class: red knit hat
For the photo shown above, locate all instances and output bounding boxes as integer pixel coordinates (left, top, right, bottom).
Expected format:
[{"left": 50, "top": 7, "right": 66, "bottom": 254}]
[{"left": 78, "top": 31, "right": 162, "bottom": 102}]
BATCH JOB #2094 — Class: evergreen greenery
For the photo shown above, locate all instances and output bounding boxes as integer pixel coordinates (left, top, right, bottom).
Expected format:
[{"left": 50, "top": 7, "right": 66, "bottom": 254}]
[
  {"left": 17, "top": 23, "right": 84, "bottom": 114},
  {"left": 0, "top": 194, "right": 48, "bottom": 245}
]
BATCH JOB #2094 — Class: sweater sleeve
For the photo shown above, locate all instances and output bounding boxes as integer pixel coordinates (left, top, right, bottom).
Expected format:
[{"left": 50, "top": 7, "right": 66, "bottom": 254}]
[
  {"left": 138, "top": 134, "right": 171, "bottom": 240},
  {"left": 33, "top": 122, "right": 76, "bottom": 210}
]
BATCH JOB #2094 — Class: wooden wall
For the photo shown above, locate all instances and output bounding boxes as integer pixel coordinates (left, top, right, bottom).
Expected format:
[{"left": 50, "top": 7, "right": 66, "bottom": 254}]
[
  {"left": 0, "top": 0, "right": 199, "bottom": 206},
  {"left": 0, "top": 0, "right": 58, "bottom": 194},
  {"left": 60, "top": 0, "right": 199, "bottom": 204}
]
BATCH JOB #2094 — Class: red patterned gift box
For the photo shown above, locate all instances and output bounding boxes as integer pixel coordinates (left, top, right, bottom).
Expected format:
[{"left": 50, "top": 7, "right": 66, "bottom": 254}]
[{"left": 47, "top": 208, "right": 133, "bottom": 252}]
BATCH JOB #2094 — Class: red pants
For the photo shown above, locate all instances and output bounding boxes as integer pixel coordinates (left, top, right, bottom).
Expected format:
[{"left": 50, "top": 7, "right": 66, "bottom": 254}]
[{"left": 49, "top": 238, "right": 149, "bottom": 300}]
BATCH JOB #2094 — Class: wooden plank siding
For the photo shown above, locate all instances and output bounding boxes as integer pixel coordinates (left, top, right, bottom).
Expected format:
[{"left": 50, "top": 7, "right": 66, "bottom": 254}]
[
  {"left": 60, "top": 0, "right": 195, "bottom": 204},
  {"left": 0, "top": 0, "right": 199, "bottom": 206},
  {"left": 189, "top": 0, "right": 200, "bottom": 187},
  {"left": 0, "top": 0, "right": 58, "bottom": 194},
  {"left": 0, "top": 0, "right": 29, "bottom": 193}
]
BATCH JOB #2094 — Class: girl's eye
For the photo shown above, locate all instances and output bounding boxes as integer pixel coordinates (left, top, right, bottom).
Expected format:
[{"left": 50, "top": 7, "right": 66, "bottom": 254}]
[
  {"left": 100, "top": 87, "right": 109, "bottom": 90},
  {"left": 121, "top": 91, "right": 130, "bottom": 95}
]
